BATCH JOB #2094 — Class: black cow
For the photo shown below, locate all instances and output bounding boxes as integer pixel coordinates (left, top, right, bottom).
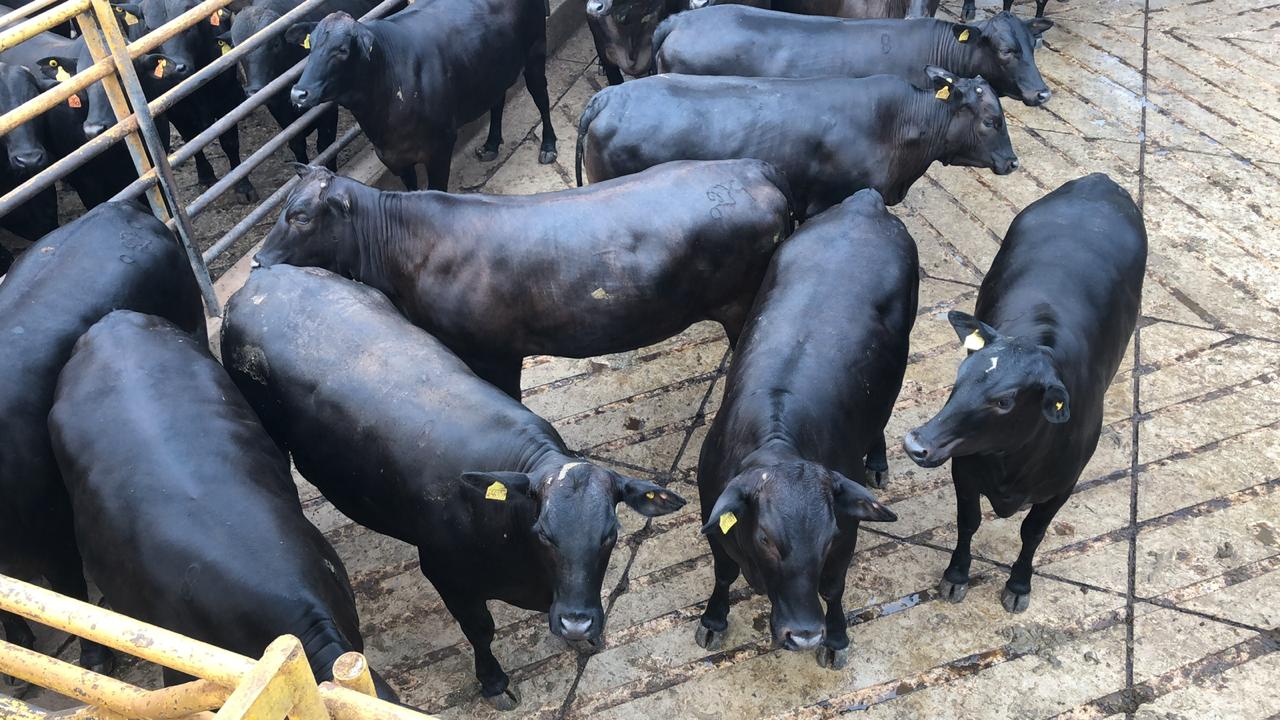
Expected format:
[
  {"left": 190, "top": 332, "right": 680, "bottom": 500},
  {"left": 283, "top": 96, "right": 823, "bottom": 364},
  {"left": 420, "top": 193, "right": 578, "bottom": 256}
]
[
  {"left": 106, "top": 0, "right": 257, "bottom": 202},
  {"left": 903, "top": 173, "right": 1146, "bottom": 613},
  {"left": 772, "top": 0, "right": 938, "bottom": 17},
  {"left": 0, "top": 60, "right": 58, "bottom": 245},
  {"left": 221, "top": 0, "right": 375, "bottom": 168},
  {"left": 0, "top": 202, "right": 205, "bottom": 679},
  {"left": 222, "top": 265, "right": 687, "bottom": 710},
  {"left": 963, "top": 0, "right": 1053, "bottom": 22},
  {"left": 49, "top": 310, "right": 398, "bottom": 701},
  {"left": 654, "top": 5, "right": 1053, "bottom": 107},
  {"left": 252, "top": 160, "right": 792, "bottom": 397},
  {"left": 696, "top": 189, "right": 910, "bottom": 669},
  {"left": 577, "top": 68, "right": 1017, "bottom": 217},
  {"left": 289, "top": 0, "right": 556, "bottom": 191}
]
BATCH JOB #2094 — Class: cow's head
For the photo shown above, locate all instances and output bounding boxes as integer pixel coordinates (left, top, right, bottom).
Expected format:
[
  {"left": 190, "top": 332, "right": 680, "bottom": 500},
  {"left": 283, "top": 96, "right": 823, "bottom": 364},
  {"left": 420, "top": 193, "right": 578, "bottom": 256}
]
[
  {"left": 463, "top": 462, "right": 685, "bottom": 644},
  {"left": 288, "top": 12, "right": 373, "bottom": 109},
  {"left": 254, "top": 164, "right": 361, "bottom": 272},
  {"left": 702, "top": 462, "right": 895, "bottom": 650},
  {"left": 950, "top": 11, "right": 1053, "bottom": 106},
  {"left": 0, "top": 62, "right": 52, "bottom": 175},
  {"left": 53, "top": 41, "right": 179, "bottom": 139},
  {"left": 904, "top": 310, "right": 1071, "bottom": 468},
  {"left": 926, "top": 66, "right": 1019, "bottom": 176},
  {"left": 126, "top": 0, "right": 223, "bottom": 83},
  {"left": 229, "top": 6, "right": 296, "bottom": 96},
  {"left": 586, "top": 0, "right": 669, "bottom": 77}
]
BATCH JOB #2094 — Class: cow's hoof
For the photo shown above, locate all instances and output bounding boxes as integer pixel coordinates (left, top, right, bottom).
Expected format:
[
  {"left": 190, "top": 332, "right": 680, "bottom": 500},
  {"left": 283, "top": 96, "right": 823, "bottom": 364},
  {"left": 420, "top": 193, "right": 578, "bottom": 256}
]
[
  {"left": 235, "top": 183, "right": 259, "bottom": 204},
  {"left": 1001, "top": 587, "right": 1031, "bottom": 614},
  {"left": 475, "top": 146, "right": 500, "bottom": 162},
  {"left": 80, "top": 647, "right": 115, "bottom": 677},
  {"left": 815, "top": 645, "right": 848, "bottom": 670},
  {"left": 538, "top": 148, "right": 558, "bottom": 165},
  {"left": 864, "top": 468, "right": 888, "bottom": 489},
  {"left": 483, "top": 685, "right": 520, "bottom": 711},
  {"left": 695, "top": 623, "right": 725, "bottom": 651},
  {"left": 938, "top": 577, "right": 968, "bottom": 603},
  {"left": 565, "top": 635, "right": 604, "bottom": 654}
]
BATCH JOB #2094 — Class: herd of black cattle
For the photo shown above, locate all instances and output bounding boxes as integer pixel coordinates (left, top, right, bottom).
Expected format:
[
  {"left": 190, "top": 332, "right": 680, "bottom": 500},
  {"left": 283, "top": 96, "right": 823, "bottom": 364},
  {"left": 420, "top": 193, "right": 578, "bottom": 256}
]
[{"left": 0, "top": 0, "right": 1149, "bottom": 712}]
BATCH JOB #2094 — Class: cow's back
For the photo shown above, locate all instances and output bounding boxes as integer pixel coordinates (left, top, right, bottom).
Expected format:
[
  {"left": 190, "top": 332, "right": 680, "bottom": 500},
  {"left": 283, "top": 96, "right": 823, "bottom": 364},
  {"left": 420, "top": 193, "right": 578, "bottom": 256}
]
[{"left": 49, "top": 310, "right": 359, "bottom": 664}]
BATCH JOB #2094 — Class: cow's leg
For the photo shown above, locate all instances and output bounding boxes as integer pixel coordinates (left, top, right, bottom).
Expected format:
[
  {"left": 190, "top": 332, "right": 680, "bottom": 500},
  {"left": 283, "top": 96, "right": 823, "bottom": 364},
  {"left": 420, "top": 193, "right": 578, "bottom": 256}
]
[
  {"left": 962, "top": 0, "right": 976, "bottom": 21},
  {"left": 524, "top": 42, "right": 558, "bottom": 164},
  {"left": 1, "top": 611, "right": 35, "bottom": 692},
  {"left": 464, "top": 354, "right": 522, "bottom": 400},
  {"left": 602, "top": 61, "right": 623, "bottom": 86},
  {"left": 162, "top": 667, "right": 198, "bottom": 687},
  {"left": 44, "top": 558, "right": 114, "bottom": 675},
  {"left": 696, "top": 539, "right": 740, "bottom": 651},
  {"left": 815, "top": 531, "right": 858, "bottom": 670},
  {"left": 439, "top": 589, "right": 518, "bottom": 710},
  {"left": 1002, "top": 0, "right": 1013, "bottom": 11},
  {"left": 1035, "top": 0, "right": 1048, "bottom": 16},
  {"left": 192, "top": 149, "right": 219, "bottom": 189},
  {"left": 268, "top": 100, "right": 308, "bottom": 164},
  {"left": 317, "top": 106, "right": 339, "bottom": 171},
  {"left": 396, "top": 167, "right": 419, "bottom": 191},
  {"left": 425, "top": 133, "right": 456, "bottom": 191},
  {"left": 476, "top": 101, "right": 504, "bottom": 162},
  {"left": 709, "top": 298, "right": 751, "bottom": 348},
  {"left": 1002, "top": 490, "right": 1071, "bottom": 613},
  {"left": 940, "top": 475, "right": 982, "bottom": 603},
  {"left": 217, "top": 124, "right": 259, "bottom": 203},
  {"left": 864, "top": 432, "right": 889, "bottom": 489}
]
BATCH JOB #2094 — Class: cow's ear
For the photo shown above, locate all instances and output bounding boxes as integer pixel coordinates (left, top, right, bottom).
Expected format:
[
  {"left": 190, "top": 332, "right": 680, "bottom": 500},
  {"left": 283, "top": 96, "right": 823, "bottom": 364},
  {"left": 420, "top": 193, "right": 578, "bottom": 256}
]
[
  {"left": 923, "top": 65, "right": 958, "bottom": 99},
  {"left": 1041, "top": 380, "right": 1070, "bottom": 424},
  {"left": 285, "top": 22, "right": 316, "bottom": 47},
  {"left": 951, "top": 23, "right": 981, "bottom": 44},
  {"left": 616, "top": 475, "right": 686, "bottom": 517},
  {"left": 325, "top": 187, "right": 351, "bottom": 217},
  {"left": 289, "top": 162, "right": 315, "bottom": 178},
  {"left": 461, "top": 471, "right": 533, "bottom": 503},
  {"left": 948, "top": 310, "right": 1000, "bottom": 352},
  {"left": 353, "top": 22, "right": 375, "bottom": 60},
  {"left": 700, "top": 475, "right": 757, "bottom": 536},
  {"left": 832, "top": 473, "right": 897, "bottom": 523},
  {"left": 36, "top": 55, "right": 78, "bottom": 82},
  {"left": 1026, "top": 17, "right": 1053, "bottom": 37}
]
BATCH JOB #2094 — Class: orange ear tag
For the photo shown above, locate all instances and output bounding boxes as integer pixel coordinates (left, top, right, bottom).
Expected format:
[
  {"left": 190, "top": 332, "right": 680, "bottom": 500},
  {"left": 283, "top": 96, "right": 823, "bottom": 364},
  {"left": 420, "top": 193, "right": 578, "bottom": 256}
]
[
  {"left": 153, "top": 58, "right": 166, "bottom": 78},
  {"left": 209, "top": 11, "right": 221, "bottom": 26},
  {"left": 68, "top": 94, "right": 81, "bottom": 108}
]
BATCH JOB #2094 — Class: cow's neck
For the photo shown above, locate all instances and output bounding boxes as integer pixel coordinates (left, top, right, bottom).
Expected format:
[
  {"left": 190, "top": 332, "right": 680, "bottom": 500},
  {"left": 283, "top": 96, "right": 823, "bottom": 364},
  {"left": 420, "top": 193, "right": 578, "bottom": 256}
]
[
  {"left": 885, "top": 89, "right": 951, "bottom": 187},
  {"left": 933, "top": 24, "right": 987, "bottom": 79},
  {"left": 347, "top": 183, "right": 413, "bottom": 297}
]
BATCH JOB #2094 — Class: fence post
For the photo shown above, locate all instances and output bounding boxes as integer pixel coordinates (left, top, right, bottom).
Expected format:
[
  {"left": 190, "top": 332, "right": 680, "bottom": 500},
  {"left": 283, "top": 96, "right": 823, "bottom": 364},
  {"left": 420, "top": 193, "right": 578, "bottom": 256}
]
[{"left": 77, "top": 0, "right": 222, "bottom": 315}]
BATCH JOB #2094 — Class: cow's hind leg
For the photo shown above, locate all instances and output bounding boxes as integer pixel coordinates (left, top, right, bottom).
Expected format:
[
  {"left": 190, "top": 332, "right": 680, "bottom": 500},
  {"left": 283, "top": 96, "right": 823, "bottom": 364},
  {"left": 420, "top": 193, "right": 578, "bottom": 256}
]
[
  {"left": 696, "top": 539, "right": 740, "bottom": 651},
  {"left": 864, "top": 432, "right": 889, "bottom": 489},
  {"left": 475, "top": 101, "right": 504, "bottom": 162},
  {"left": 464, "top": 354, "right": 523, "bottom": 400},
  {"left": 45, "top": 558, "right": 114, "bottom": 676},
  {"left": 1002, "top": 491, "right": 1071, "bottom": 613},
  {"left": 1035, "top": 0, "right": 1049, "bottom": 16},
  {"left": 1, "top": 611, "right": 35, "bottom": 693},
  {"left": 217, "top": 124, "right": 259, "bottom": 203},
  {"left": 439, "top": 589, "right": 518, "bottom": 710},
  {"left": 525, "top": 39, "right": 558, "bottom": 164},
  {"left": 940, "top": 474, "right": 982, "bottom": 603},
  {"left": 426, "top": 133, "right": 457, "bottom": 191}
]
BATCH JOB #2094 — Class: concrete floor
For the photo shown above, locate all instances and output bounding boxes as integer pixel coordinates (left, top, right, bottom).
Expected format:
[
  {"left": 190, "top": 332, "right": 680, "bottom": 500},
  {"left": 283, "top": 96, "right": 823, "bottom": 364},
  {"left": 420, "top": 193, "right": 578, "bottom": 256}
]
[{"left": 9, "top": 0, "right": 1280, "bottom": 717}]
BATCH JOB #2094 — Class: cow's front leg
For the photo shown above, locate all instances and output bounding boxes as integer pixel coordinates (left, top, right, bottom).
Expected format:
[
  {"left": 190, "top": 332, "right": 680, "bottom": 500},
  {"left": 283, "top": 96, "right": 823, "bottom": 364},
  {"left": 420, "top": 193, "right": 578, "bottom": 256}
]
[
  {"left": 475, "top": 101, "right": 504, "bottom": 162},
  {"left": 864, "top": 432, "right": 889, "bottom": 489},
  {"left": 426, "top": 132, "right": 457, "bottom": 191},
  {"left": 815, "top": 531, "right": 858, "bottom": 670},
  {"left": 218, "top": 123, "right": 259, "bottom": 203},
  {"left": 696, "top": 539, "right": 740, "bottom": 651},
  {"left": 1035, "top": 0, "right": 1049, "bottom": 17},
  {"left": 45, "top": 557, "right": 114, "bottom": 676},
  {"left": 523, "top": 40, "right": 558, "bottom": 164},
  {"left": 1002, "top": 491, "right": 1071, "bottom": 613},
  {"left": 439, "top": 588, "right": 518, "bottom": 710},
  {"left": 963, "top": 0, "right": 977, "bottom": 21},
  {"left": 1, "top": 611, "right": 35, "bottom": 692},
  {"left": 941, "top": 476, "right": 982, "bottom": 602}
]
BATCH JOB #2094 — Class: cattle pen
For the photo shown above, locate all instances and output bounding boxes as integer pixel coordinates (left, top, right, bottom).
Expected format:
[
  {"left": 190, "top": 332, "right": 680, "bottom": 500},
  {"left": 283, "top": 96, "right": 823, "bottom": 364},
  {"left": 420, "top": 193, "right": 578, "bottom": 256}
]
[{"left": 2, "top": 0, "right": 1279, "bottom": 719}]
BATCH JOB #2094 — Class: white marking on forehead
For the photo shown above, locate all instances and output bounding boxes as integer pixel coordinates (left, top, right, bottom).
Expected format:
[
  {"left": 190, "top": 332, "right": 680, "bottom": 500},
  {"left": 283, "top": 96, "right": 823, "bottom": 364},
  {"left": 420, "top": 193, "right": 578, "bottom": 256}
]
[
  {"left": 985, "top": 356, "right": 999, "bottom": 374},
  {"left": 557, "top": 462, "right": 585, "bottom": 482}
]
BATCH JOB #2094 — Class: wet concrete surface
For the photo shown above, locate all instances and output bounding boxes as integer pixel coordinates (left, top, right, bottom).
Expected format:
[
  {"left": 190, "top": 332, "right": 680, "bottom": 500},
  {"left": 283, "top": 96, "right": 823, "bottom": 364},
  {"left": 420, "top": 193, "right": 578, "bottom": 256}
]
[{"left": 6, "top": 0, "right": 1280, "bottom": 717}]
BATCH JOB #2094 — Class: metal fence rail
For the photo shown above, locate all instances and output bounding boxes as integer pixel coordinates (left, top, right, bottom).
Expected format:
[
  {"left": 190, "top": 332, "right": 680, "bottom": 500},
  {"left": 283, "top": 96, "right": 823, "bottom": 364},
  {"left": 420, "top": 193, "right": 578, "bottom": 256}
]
[
  {"left": 0, "top": 0, "right": 398, "bottom": 314},
  {"left": 0, "top": 574, "right": 436, "bottom": 720}
]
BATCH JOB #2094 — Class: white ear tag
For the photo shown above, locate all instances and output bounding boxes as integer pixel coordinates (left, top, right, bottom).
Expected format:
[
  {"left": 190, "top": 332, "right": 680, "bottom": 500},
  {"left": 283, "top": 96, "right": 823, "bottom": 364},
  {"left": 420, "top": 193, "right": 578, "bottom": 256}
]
[{"left": 963, "top": 329, "right": 986, "bottom": 351}]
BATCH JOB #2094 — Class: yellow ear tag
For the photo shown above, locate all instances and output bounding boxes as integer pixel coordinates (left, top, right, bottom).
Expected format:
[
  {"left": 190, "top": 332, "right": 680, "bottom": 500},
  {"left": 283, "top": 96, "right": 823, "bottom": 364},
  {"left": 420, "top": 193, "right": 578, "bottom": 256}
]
[
  {"left": 302, "top": 33, "right": 311, "bottom": 49},
  {"left": 963, "top": 329, "right": 985, "bottom": 351},
  {"left": 55, "top": 66, "right": 70, "bottom": 82},
  {"left": 153, "top": 58, "right": 167, "bottom": 79},
  {"left": 124, "top": 10, "right": 139, "bottom": 25},
  {"left": 719, "top": 511, "right": 737, "bottom": 535},
  {"left": 219, "top": 41, "right": 231, "bottom": 56},
  {"left": 645, "top": 491, "right": 656, "bottom": 500},
  {"left": 958, "top": 28, "right": 970, "bottom": 42},
  {"left": 484, "top": 481, "right": 507, "bottom": 502},
  {"left": 1055, "top": 401, "right": 1064, "bottom": 411},
  {"left": 935, "top": 85, "right": 951, "bottom": 101}
]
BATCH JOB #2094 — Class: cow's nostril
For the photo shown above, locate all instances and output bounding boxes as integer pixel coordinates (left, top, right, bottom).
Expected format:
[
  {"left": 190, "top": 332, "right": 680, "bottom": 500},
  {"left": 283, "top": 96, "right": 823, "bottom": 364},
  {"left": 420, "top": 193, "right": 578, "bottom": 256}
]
[
  {"left": 559, "top": 615, "right": 594, "bottom": 639},
  {"left": 586, "top": 0, "right": 604, "bottom": 14},
  {"left": 1036, "top": 89, "right": 1052, "bottom": 103},
  {"left": 83, "top": 123, "right": 107, "bottom": 139},
  {"left": 785, "top": 629, "right": 823, "bottom": 650}
]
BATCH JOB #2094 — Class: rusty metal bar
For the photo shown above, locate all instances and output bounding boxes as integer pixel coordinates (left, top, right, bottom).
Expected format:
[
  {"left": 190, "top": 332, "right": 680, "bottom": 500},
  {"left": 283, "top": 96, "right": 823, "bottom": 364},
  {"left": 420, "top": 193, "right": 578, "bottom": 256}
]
[
  {"left": 201, "top": 123, "right": 360, "bottom": 263},
  {"left": 0, "top": 0, "right": 66, "bottom": 31},
  {"left": 86, "top": 0, "right": 220, "bottom": 314},
  {"left": 0, "top": 695, "right": 50, "bottom": 720},
  {"left": 0, "top": 0, "right": 89, "bottom": 51},
  {"left": 331, "top": 653, "right": 376, "bottom": 698}
]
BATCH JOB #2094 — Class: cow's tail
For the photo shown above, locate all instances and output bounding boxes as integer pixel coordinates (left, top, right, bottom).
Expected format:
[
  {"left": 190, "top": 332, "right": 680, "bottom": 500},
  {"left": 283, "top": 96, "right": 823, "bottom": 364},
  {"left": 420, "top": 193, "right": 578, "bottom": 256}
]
[
  {"left": 576, "top": 90, "right": 609, "bottom": 187},
  {"left": 757, "top": 160, "right": 798, "bottom": 235}
]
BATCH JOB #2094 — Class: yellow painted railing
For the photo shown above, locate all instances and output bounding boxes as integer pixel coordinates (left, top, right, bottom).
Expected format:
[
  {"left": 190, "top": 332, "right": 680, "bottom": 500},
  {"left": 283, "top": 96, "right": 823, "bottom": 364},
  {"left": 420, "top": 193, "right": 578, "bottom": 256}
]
[{"left": 0, "top": 575, "right": 435, "bottom": 720}]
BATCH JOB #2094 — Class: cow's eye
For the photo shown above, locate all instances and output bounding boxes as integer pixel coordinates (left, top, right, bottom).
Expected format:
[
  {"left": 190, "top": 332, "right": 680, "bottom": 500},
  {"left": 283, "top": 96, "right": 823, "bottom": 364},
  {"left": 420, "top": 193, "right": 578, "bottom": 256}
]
[
  {"left": 983, "top": 118, "right": 996, "bottom": 129},
  {"left": 290, "top": 213, "right": 310, "bottom": 225},
  {"left": 991, "top": 396, "right": 1015, "bottom": 411}
]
